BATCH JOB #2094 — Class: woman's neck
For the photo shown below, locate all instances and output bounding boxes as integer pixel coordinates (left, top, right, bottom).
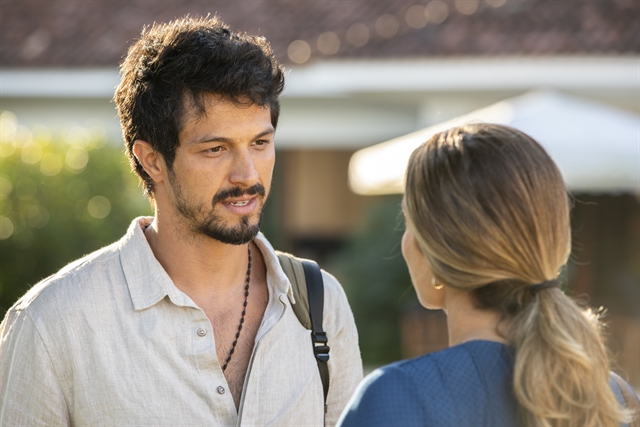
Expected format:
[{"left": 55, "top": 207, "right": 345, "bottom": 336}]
[{"left": 443, "top": 287, "right": 508, "bottom": 347}]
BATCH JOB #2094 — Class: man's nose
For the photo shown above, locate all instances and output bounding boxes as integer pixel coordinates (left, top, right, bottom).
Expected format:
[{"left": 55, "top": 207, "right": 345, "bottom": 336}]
[{"left": 228, "top": 149, "right": 259, "bottom": 187}]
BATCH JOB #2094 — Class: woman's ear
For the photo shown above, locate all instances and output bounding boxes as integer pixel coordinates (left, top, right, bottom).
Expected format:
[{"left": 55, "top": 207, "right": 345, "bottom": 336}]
[{"left": 132, "top": 140, "right": 166, "bottom": 184}]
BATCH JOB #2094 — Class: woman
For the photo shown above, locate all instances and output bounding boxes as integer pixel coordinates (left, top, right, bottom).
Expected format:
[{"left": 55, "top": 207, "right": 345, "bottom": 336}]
[{"left": 338, "top": 124, "right": 636, "bottom": 427}]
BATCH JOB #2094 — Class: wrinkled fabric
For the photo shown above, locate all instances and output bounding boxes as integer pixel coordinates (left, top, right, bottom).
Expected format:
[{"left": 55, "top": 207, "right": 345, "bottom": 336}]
[{"left": 0, "top": 217, "right": 363, "bottom": 427}]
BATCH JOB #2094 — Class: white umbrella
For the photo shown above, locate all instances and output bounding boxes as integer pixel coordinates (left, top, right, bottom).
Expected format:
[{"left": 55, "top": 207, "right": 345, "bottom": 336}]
[{"left": 349, "top": 91, "right": 640, "bottom": 195}]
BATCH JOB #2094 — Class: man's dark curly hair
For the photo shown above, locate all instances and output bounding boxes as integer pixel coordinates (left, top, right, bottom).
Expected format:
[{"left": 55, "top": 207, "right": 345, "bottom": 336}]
[{"left": 114, "top": 16, "right": 285, "bottom": 197}]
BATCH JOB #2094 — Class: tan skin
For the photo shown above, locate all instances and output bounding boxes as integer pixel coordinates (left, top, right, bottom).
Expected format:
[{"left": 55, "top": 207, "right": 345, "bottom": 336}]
[
  {"left": 133, "top": 95, "right": 274, "bottom": 409},
  {"left": 401, "top": 214, "right": 507, "bottom": 346}
]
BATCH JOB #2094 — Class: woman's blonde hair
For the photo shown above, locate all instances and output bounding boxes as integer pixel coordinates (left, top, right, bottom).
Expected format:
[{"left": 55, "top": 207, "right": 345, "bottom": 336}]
[{"left": 404, "top": 123, "right": 631, "bottom": 427}]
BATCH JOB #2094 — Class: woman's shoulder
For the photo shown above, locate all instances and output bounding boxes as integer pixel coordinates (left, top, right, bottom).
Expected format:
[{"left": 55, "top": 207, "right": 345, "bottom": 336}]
[
  {"left": 337, "top": 341, "right": 517, "bottom": 427},
  {"left": 336, "top": 360, "right": 431, "bottom": 427},
  {"left": 355, "top": 340, "right": 514, "bottom": 398}
]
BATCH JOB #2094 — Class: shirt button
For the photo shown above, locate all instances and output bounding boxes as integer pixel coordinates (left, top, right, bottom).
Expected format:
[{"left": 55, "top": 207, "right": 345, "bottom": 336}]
[
  {"left": 197, "top": 328, "right": 207, "bottom": 337},
  {"left": 217, "top": 386, "right": 225, "bottom": 394}
]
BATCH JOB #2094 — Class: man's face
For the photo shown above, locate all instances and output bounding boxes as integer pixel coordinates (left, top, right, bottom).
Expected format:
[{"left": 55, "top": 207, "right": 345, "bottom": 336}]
[{"left": 166, "top": 94, "right": 275, "bottom": 245}]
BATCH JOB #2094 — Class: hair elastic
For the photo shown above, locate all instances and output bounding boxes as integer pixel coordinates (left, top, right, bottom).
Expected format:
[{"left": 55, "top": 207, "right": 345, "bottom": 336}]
[{"left": 530, "top": 279, "right": 560, "bottom": 294}]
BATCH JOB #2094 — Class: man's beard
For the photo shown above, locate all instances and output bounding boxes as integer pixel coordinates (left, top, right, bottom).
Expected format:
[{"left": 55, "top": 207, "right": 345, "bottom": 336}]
[{"left": 168, "top": 171, "right": 267, "bottom": 245}]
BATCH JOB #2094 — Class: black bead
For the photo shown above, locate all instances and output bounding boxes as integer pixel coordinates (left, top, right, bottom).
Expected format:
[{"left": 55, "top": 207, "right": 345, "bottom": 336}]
[{"left": 222, "top": 246, "right": 251, "bottom": 372}]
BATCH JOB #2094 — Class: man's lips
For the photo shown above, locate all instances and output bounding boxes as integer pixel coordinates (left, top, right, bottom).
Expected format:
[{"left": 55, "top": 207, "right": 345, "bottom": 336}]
[
  {"left": 220, "top": 195, "right": 259, "bottom": 214},
  {"left": 222, "top": 195, "right": 257, "bottom": 206},
  {"left": 212, "top": 184, "right": 266, "bottom": 205}
]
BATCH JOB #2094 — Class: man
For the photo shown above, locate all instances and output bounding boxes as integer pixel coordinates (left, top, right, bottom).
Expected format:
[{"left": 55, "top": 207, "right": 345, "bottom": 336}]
[{"left": 0, "top": 16, "right": 362, "bottom": 426}]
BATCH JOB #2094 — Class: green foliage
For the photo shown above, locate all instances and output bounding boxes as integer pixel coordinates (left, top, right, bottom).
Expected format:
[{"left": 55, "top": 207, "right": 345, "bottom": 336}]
[
  {"left": 0, "top": 114, "right": 152, "bottom": 317},
  {"left": 327, "top": 195, "right": 418, "bottom": 366}
]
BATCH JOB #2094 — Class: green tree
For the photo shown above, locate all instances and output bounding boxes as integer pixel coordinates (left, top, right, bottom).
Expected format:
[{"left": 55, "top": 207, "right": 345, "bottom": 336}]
[
  {"left": 327, "top": 195, "right": 418, "bottom": 366},
  {"left": 0, "top": 112, "right": 152, "bottom": 317}
]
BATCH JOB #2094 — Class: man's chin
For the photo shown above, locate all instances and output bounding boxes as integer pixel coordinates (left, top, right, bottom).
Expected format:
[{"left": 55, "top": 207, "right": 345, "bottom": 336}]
[{"left": 196, "top": 218, "right": 261, "bottom": 245}]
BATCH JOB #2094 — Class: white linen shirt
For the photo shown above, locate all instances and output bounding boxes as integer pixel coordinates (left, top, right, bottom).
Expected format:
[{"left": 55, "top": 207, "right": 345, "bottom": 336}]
[{"left": 0, "top": 217, "right": 363, "bottom": 427}]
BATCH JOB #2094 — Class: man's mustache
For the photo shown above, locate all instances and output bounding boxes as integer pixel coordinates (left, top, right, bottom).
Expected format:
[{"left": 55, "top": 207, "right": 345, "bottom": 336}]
[{"left": 212, "top": 183, "right": 266, "bottom": 205}]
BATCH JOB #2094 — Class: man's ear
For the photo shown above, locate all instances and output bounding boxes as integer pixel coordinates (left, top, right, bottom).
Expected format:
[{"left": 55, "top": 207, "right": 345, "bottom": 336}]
[{"left": 132, "top": 140, "right": 167, "bottom": 183}]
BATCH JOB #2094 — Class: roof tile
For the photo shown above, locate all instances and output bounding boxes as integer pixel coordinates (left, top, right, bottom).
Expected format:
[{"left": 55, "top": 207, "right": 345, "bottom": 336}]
[{"left": 1, "top": 0, "right": 637, "bottom": 67}]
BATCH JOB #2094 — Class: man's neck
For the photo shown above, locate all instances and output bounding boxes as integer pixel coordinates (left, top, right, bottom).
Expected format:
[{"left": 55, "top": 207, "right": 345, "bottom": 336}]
[{"left": 143, "top": 214, "right": 253, "bottom": 298}]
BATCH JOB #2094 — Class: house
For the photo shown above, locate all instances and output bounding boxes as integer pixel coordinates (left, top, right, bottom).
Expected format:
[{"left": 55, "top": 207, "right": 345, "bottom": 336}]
[
  {"left": 1, "top": 0, "right": 638, "bottom": 380},
  {"left": 2, "top": 0, "right": 637, "bottom": 250}
]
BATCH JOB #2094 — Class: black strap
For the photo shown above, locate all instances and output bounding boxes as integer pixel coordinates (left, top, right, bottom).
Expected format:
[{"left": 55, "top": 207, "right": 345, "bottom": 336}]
[{"left": 301, "top": 260, "right": 330, "bottom": 414}]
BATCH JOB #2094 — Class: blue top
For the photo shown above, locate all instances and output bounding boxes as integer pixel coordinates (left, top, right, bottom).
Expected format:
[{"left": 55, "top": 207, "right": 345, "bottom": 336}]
[
  {"left": 338, "top": 340, "right": 518, "bottom": 427},
  {"left": 338, "top": 340, "right": 634, "bottom": 427}
]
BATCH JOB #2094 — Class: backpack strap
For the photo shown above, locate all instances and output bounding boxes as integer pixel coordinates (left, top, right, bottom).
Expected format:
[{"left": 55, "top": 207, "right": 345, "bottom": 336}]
[
  {"left": 276, "top": 252, "right": 330, "bottom": 413},
  {"left": 302, "top": 259, "right": 331, "bottom": 414},
  {"left": 277, "top": 252, "right": 311, "bottom": 329}
]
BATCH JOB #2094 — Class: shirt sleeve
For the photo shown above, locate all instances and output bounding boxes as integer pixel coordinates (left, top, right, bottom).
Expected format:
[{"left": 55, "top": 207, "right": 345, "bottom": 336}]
[
  {"left": 321, "top": 270, "right": 364, "bottom": 427},
  {"left": 0, "top": 308, "right": 70, "bottom": 427},
  {"left": 336, "top": 366, "right": 427, "bottom": 427}
]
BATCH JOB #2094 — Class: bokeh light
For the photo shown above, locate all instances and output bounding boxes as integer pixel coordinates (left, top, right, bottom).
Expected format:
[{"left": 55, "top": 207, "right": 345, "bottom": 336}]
[
  {"left": 32, "top": 124, "right": 52, "bottom": 146},
  {"left": 288, "top": 40, "right": 311, "bottom": 64},
  {"left": 14, "top": 125, "right": 33, "bottom": 147},
  {"left": 455, "top": 0, "right": 479, "bottom": 15},
  {"left": 375, "top": 14, "right": 399, "bottom": 38},
  {"left": 64, "top": 123, "right": 90, "bottom": 147},
  {"left": 0, "top": 196, "right": 12, "bottom": 215},
  {"left": 426, "top": 0, "right": 449, "bottom": 24},
  {"left": 0, "top": 215, "right": 14, "bottom": 239},
  {"left": 0, "top": 175, "right": 13, "bottom": 197},
  {"left": 40, "top": 152, "right": 63, "bottom": 176},
  {"left": 87, "top": 195, "right": 111, "bottom": 219},
  {"left": 65, "top": 146, "right": 89, "bottom": 173},
  {"left": 317, "top": 31, "right": 341, "bottom": 55},
  {"left": 0, "top": 111, "right": 18, "bottom": 143},
  {"left": 406, "top": 5, "right": 428, "bottom": 29},
  {"left": 347, "top": 23, "right": 370, "bottom": 47},
  {"left": 21, "top": 141, "right": 43, "bottom": 164}
]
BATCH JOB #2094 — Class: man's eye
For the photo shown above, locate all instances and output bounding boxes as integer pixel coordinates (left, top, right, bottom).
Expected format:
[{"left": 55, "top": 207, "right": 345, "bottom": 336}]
[
  {"left": 207, "top": 146, "right": 223, "bottom": 153},
  {"left": 255, "top": 139, "right": 269, "bottom": 146}
]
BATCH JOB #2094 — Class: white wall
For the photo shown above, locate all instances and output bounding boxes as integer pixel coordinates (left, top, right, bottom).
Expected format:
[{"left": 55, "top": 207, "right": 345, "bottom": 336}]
[{"left": 1, "top": 56, "right": 637, "bottom": 147}]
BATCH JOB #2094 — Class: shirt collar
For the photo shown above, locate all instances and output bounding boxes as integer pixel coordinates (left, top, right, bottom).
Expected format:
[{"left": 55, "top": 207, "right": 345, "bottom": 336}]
[
  {"left": 119, "top": 217, "right": 294, "bottom": 311},
  {"left": 253, "top": 232, "right": 295, "bottom": 303},
  {"left": 119, "top": 217, "right": 175, "bottom": 310}
]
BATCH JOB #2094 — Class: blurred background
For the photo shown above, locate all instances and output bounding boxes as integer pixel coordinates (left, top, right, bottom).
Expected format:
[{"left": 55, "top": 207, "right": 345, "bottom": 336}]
[{"left": 1, "top": 0, "right": 638, "bottom": 389}]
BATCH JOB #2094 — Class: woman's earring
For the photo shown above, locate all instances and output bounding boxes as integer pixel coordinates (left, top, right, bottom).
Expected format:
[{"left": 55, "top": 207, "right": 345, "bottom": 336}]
[{"left": 431, "top": 277, "right": 444, "bottom": 290}]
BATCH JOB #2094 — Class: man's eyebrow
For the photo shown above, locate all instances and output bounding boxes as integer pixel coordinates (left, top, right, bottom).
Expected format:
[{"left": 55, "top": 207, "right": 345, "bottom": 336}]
[
  {"left": 253, "top": 128, "right": 275, "bottom": 140},
  {"left": 188, "top": 128, "right": 275, "bottom": 145}
]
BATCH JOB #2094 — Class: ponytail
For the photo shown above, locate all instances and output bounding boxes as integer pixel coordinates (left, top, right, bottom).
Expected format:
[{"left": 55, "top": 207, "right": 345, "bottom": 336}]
[{"left": 475, "top": 284, "right": 632, "bottom": 426}]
